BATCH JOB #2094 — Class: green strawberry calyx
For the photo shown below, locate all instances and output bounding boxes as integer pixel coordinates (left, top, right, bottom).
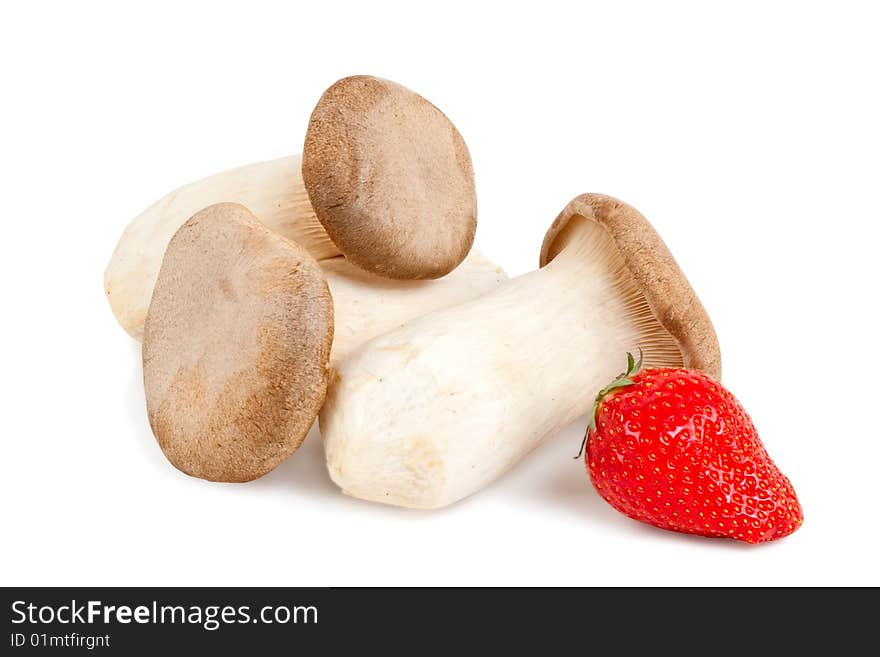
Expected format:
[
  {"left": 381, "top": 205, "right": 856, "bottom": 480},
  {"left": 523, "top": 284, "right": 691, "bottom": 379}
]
[{"left": 573, "top": 348, "right": 643, "bottom": 460}]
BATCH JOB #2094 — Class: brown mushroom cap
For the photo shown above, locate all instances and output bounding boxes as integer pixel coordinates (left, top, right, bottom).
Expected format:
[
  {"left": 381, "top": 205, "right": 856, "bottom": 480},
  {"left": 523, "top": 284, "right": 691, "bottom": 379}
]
[
  {"left": 540, "top": 194, "right": 722, "bottom": 379},
  {"left": 142, "top": 203, "right": 333, "bottom": 482},
  {"left": 302, "top": 75, "right": 476, "bottom": 280}
]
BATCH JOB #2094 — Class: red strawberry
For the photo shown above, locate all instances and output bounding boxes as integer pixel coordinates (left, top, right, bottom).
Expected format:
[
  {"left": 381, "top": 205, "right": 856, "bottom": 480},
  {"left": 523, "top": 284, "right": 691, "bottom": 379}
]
[{"left": 579, "top": 351, "right": 803, "bottom": 543}]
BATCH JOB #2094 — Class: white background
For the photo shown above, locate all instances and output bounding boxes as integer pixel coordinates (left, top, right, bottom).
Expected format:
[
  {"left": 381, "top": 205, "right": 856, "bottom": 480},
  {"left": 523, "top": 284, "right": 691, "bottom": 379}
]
[{"left": 2, "top": 1, "right": 878, "bottom": 586}]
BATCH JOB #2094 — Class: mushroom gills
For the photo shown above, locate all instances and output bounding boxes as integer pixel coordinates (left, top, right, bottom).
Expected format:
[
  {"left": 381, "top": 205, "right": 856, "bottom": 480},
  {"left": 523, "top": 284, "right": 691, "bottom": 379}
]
[{"left": 320, "top": 215, "right": 684, "bottom": 509}]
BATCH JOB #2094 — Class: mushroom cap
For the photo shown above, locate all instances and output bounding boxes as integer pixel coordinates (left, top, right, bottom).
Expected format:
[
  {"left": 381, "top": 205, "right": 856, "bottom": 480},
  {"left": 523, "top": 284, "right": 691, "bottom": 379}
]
[
  {"left": 540, "top": 194, "right": 721, "bottom": 379},
  {"left": 302, "top": 75, "right": 477, "bottom": 280},
  {"left": 142, "top": 203, "right": 333, "bottom": 482}
]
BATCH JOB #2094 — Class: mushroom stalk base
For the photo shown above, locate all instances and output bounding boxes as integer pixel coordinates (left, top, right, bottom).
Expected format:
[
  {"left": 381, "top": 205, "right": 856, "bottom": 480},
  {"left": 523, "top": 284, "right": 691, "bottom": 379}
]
[{"left": 320, "top": 216, "right": 683, "bottom": 509}]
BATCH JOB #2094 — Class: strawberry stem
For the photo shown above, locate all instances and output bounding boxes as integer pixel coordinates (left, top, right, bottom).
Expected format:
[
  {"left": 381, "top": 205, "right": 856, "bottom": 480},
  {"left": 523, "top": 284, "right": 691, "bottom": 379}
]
[{"left": 573, "top": 348, "right": 643, "bottom": 460}]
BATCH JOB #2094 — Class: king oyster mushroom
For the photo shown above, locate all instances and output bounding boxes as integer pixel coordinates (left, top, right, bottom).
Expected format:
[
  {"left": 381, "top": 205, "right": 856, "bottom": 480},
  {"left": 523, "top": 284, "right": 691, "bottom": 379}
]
[
  {"left": 105, "top": 75, "right": 479, "bottom": 340},
  {"left": 143, "top": 203, "right": 333, "bottom": 483},
  {"left": 320, "top": 194, "right": 722, "bottom": 509}
]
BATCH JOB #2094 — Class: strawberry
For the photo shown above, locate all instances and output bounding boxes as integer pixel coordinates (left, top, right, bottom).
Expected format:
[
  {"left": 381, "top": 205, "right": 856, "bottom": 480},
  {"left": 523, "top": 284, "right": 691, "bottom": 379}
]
[{"left": 579, "top": 351, "right": 803, "bottom": 543}]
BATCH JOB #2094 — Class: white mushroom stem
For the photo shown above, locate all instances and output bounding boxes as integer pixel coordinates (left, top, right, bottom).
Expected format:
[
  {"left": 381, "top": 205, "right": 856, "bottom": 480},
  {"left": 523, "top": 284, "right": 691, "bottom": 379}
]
[
  {"left": 105, "top": 155, "right": 340, "bottom": 339},
  {"left": 104, "top": 153, "right": 507, "bottom": 362},
  {"left": 322, "top": 251, "right": 506, "bottom": 366},
  {"left": 320, "top": 216, "right": 683, "bottom": 509}
]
